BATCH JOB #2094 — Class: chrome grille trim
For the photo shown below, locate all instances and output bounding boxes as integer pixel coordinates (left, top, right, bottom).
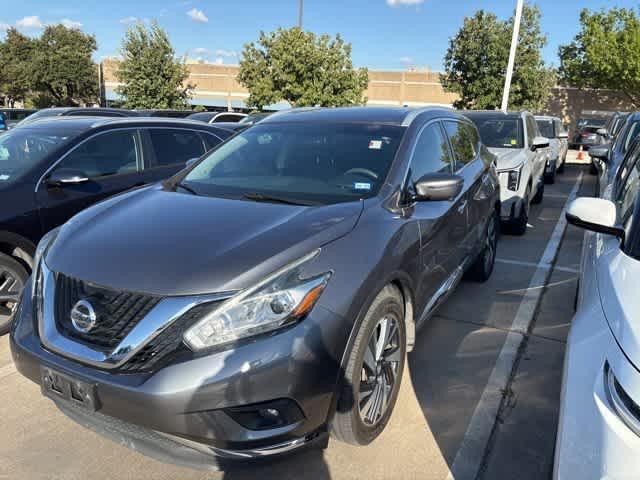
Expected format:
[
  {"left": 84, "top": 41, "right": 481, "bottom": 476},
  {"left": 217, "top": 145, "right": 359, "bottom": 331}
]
[{"left": 37, "top": 261, "right": 236, "bottom": 370}]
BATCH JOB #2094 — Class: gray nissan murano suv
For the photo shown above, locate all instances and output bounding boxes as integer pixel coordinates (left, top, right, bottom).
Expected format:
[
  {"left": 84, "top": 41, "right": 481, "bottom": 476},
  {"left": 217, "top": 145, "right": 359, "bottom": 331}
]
[{"left": 10, "top": 107, "right": 500, "bottom": 468}]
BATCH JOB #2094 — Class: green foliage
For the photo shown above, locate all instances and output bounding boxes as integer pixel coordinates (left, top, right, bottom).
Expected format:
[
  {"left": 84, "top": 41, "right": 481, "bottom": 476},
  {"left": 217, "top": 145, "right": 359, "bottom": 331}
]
[
  {"left": 442, "top": 4, "right": 555, "bottom": 111},
  {"left": 116, "top": 22, "right": 193, "bottom": 109},
  {"left": 559, "top": 8, "right": 640, "bottom": 107},
  {"left": 0, "top": 28, "right": 35, "bottom": 106},
  {"left": 31, "top": 25, "right": 99, "bottom": 106},
  {"left": 238, "top": 27, "right": 368, "bottom": 109}
]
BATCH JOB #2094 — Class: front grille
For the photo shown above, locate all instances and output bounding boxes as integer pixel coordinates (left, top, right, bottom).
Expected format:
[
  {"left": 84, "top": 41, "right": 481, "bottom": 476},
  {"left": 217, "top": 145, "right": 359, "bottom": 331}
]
[
  {"left": 118, "top": 303, "right": 215, "bottom": 373},
  {"left": 54, "top": 273, "right": 161, "bottom": 352}
]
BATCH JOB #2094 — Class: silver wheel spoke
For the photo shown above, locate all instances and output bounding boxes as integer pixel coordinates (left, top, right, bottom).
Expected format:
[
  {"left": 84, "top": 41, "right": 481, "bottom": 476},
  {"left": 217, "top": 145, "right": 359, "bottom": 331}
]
[
  {"left": 375, "top": 317, "right": 390, "bottom": 361},
  {"left": 363, "top": 343, "right": 377, "bottom": 375}
]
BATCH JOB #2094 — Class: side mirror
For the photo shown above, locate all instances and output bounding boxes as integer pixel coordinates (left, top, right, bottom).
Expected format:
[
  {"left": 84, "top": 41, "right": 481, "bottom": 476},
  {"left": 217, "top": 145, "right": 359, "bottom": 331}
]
[
  {"left": 589, "top": 146, "right": 609, "bottom": 161},
  {"left": 566, "top": 197, "right": 625, "bottom": 239},
  {"left": 532, "top": 136, "right": 550, "bottom": 151},
  {"left": 185, "top": 157, "right": 199, "bottom": 168},
  {"left": 413, "top": 173, "right": 464, "bottom": 201},
  {"left": 597, "top": 128, "right": 609, "bottom": 137},
  {"left": 557, "top": 132, "right": 569, "bottom": 139},
  {"left": 46, "top": 168, "right": 89, "bottom": 187}
]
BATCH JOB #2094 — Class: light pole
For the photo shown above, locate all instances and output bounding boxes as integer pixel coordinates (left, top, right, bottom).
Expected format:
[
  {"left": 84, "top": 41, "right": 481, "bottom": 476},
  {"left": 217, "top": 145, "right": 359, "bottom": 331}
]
[
  {"left": 298, "top": 0, "right": 304, "bottom": 29},
  {"left": 501, "top": 0, "right": 524, "bottom": 112}
]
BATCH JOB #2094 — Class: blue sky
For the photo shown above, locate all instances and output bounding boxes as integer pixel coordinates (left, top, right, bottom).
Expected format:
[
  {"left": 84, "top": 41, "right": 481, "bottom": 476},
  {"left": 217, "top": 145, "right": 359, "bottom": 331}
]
[{"left": 1, "top": 1, "right": 637, "bottom": 71}]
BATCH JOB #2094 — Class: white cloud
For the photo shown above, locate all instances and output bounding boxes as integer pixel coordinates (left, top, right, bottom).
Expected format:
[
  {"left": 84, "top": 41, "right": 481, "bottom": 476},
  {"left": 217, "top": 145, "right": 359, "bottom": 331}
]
[
  {"left": 386, "top": 0, "right": 424, "bottom": 6},
  {"left": 60, "top": 18, "right": 82, "bottom": 28},
  {"left": 193, "top": 47, "right": 210, "bottom": 55},
  {"left": 119, "top": 16, "right": 138, "bottom": 24},
  {"left": 16, "top": 16, "right": 44, "bottom": 29},
  {"left": 399, "top": 56, "right": 413, "bottom": 64},
  {"left": 187, "top": 8, "right": 208, "bottom": 23},
  {"left": 215, "top": 49, "right": 237, "bottom": 58},
  {"left": 0, "top": 22, "right": 10, "bottom": 32}
]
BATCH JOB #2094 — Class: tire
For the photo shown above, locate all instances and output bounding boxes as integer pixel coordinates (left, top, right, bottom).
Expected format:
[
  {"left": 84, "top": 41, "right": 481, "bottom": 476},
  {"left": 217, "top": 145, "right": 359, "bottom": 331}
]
[
  {"left": 509, "top": 185, "right": 530, "bottom": 236},
  {"left": 589, "top": 163, "right": 598, "bottom": 175},
  {"left": 467, "top": 211, "right": 498, "bottom": 282},
  {"left": 331, "top": 284, "right": 406, "bottom": 446},
  {"left": 532, "top": 178, "right": 544, "bottom": 204},
  {"left": 557, "top": 158, "right": 565, "bottom": 174},
  {"left": 545, "top": 170, "right": 556, "bottom": 185},
  {"left": 0, "top": 252, "right": 29, "bottom": 336}
]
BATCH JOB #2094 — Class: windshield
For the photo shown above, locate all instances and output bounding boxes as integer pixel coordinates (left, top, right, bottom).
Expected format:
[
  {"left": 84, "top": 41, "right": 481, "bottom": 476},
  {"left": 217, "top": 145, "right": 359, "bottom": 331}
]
[
  {"left": 181, "top": 123, "right": 404, "bottom": 204},
  {"left": 0, "top": 128, "right": 72, "bottom": 187},
  {"left": 536, "top": 119, "right": 555, "bottom": 139},
  {"left": 468, "top": 117, "right": 523, "bottom": 149},
  {"left": 239, "top": 113, "right": 270, "bottom": 124}
]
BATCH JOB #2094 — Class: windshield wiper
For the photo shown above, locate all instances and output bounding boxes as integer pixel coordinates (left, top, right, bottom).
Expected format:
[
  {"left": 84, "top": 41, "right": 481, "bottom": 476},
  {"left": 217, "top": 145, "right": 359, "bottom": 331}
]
[
  {"left": 242, "top": 192, "right": 318, "bottom": 206},
  {"left": 175, "top": 182, "right": 199, "bottom": 196}
]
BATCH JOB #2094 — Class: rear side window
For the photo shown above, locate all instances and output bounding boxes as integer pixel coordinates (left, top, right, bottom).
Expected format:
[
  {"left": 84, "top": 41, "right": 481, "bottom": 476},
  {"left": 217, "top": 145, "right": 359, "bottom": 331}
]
[
  {"left": 443, "top": 121, "right": 477, "bottom": 170},
  {"left": 213, "top": 114, "right": 243, "bottom": 123},
  {"left": 57, "top": 130, "right": 139, "bottom": 178},
  {"left": 408, "top": 123, "right": 453, "bottom": 185},
  {"left": 148, "top": 129, "right": 206, "bottom": 167},
  {"left": 623, "top": 122, "right": 640, "bottom": 154}
]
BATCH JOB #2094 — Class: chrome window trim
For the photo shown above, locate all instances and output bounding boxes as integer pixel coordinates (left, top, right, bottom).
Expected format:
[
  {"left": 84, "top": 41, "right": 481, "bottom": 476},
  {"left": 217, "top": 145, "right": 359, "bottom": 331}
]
[
  {"left": 37, "top": 261, "right": 236, "bottom": 369},
  {"left": 34, "top": 127, "right": 143, "bottom": 193}
]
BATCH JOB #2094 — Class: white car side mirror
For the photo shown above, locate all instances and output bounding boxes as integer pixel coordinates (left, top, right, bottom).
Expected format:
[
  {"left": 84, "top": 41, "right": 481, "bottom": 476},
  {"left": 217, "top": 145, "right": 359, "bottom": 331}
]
[{"left": 566, "top": 197, "right": 625, "bottom": 239}]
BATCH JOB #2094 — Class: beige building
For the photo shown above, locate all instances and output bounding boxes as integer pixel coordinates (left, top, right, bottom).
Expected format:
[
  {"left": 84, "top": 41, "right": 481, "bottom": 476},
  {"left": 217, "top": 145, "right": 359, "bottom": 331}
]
[{"left": 101, "top": 59, "right": 459, "bottom": 110}]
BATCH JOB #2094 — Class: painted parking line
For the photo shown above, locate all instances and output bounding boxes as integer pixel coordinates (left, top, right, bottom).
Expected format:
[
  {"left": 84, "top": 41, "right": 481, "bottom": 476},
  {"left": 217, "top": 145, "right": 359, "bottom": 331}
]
[
  {"left": 495, "top": 257, "right": 579, "bottom": 274},
  {"left": 446, "top": 172, "right": 583, "bottom": 480}
]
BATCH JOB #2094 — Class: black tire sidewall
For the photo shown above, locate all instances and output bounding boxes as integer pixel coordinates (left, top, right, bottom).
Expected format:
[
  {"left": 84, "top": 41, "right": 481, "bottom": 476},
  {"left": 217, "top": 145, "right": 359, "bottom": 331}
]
[
  {"left": 339, "top": 288, "right": 406, "bottom": 445},
  {"left": 0, "top": 252, "right": 29, "bottom": 335}
]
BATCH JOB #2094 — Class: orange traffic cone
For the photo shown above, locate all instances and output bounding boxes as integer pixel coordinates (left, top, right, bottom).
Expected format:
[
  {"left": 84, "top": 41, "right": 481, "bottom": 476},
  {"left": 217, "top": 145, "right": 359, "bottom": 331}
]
[{"left": 577, "top": 146, "right": 584, "bottom": 161}]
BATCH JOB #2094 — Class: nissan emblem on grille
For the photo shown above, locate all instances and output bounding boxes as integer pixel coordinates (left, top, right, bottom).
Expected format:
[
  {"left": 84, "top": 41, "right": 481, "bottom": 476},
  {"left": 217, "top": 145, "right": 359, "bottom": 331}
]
[{"left": 70, "top": 299, "right": 98, "bottom": 333}]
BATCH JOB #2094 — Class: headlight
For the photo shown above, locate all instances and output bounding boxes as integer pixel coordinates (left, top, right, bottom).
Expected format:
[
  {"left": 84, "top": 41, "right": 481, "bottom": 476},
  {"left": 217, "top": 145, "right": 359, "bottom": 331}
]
[
  {"left": 183, "top": 250, "right": 331, "bottom": 351},
  {"left": 31, "top": 227, "right": 60, "bottom": 295},
  {"left": 506, "top": 163, "right": 524, "bottom": 191}
]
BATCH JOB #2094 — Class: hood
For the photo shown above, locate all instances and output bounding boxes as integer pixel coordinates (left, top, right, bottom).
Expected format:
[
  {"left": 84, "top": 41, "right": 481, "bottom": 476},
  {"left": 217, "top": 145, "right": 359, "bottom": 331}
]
[
  {"left": 46, "top": 185, "right": 363, "bottom": 296},
  {"left": 487, "top": 148, "right": 527, "bottom": 171}
]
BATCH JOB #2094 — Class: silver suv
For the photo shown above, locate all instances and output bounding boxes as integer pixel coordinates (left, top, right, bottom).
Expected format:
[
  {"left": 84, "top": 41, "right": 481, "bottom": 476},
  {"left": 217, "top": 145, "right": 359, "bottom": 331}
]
[{"left": 465, "top": 111, "right": 550, "bottom": 235}]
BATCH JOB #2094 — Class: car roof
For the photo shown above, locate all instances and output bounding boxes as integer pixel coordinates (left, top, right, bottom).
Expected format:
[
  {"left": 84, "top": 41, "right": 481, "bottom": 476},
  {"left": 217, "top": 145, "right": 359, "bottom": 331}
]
[
  {"left": 259, "top": 106, "right": 459, "bottom": 126},
  {"left": 534, "top": 115, "right": 559, "bottom": 121},
  {"left": 15, "top": 116, "right": 238, "bottom": 132},
  {"left": 463, "top": 110, "right": 528, "bottom": 120}
]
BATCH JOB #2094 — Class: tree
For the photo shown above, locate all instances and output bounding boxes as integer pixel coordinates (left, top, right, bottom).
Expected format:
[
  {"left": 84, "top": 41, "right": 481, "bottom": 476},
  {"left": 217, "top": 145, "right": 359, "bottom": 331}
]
[
  {"left": 442, "top": 4, "right": 555, "bottom": 111},
  {"left": 116, "top": 22, "right": 193, "bottom": 109},
  {"left": 559, "top": 8, "right": 640, "bottom": 107},
  {"left": 0, "top": 28, "right": 35, "bottom": 107},
  {"left": 238, "top": 27, "right": 368, "bottom": 109},
  {"left": 31, "top": 24, "right": 99, "bottom": 106}
]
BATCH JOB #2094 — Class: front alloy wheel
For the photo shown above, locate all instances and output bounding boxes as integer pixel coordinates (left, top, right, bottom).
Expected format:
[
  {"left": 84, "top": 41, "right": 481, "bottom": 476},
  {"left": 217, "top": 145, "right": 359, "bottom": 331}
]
[
  {"left": 332, "top": 284, "right": 406, "bottom": 445},
  {"left": 0, "top": 252, "right": 28, "bottom": 335}
]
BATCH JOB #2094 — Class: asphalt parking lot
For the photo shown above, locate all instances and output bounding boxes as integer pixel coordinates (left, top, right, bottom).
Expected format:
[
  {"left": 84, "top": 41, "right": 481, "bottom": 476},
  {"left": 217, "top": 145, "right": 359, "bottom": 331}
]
[{"left": 0, "top": 160, "right": 593, "bottom": 480}]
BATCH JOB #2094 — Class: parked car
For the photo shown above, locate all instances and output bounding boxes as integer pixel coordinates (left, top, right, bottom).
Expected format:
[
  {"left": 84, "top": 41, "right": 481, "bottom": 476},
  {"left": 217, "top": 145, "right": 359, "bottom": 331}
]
[
  {"left": 186, "top": 111, "right": 248, "bottom": 124},
  {"left": 570, "top": 118, "right": 608, "bottom": 150},
  {"left": 0, "top": 112, "right": 6, "bottom": 132},
  {"left": 0, "top": 108, "right": 37, "bottom": 129},
  {"left": 590, "top": 112, "right": 640, "bottom": 194},
  {"left": 134, "top": 109, "right": 193, "bottom": 118},
  {"left": 555, "top": 136, "right": 640, "bottom": 479},
  {"left": 602, "top": 112, "right": 630, "bottom": 141},
  {"left": 14, "top": 107, "right": 137, "bottom": 128},
  {"left": 10, "top": 106, "right": 500, "bottom": 467},
  {"left": 535, "top": 115, "right": 569, "bottom": 183},
  {"left": 239, "top": 111, "right": 274, "bottom": 125},
  {"left": 0, "top": 117, "right": 235, "bottom": 334},
  {"left": 464, "top": 111, "right": 549, "bottom": 235}
]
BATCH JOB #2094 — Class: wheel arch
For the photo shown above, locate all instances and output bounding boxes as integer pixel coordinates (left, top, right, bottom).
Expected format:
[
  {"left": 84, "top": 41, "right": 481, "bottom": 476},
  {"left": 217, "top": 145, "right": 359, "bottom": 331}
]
[{"left": 0, "top": 231, "right": 36, "bottom": 271}]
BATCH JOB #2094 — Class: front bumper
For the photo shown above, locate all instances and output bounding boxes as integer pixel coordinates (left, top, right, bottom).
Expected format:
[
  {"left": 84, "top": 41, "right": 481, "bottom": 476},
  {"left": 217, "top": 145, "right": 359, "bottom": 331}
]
[
  {"left": 10, "top": 283, "right": 342, "bottom": 467},
  {"left": 554, "top": 304, "right": 640, "bottom": 479},
  {"left": 496, "top": 172, "right": 526, "bottom": 222}
]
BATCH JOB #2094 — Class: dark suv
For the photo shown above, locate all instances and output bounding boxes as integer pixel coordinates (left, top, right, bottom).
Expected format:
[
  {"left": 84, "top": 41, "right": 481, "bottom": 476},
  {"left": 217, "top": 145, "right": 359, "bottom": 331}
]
[
  {"left": 0, "top": 117, "right": 234, "bottom": 333},
  {"left": 11, "top": 107, "right": 500, "bottom": 467}
]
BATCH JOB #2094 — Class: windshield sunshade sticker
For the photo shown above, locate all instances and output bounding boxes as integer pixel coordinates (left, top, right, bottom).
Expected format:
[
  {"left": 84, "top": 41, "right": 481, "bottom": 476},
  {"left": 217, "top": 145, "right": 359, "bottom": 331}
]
[{"left": 354, "top": 182, "right": 372, "bottom": 191}]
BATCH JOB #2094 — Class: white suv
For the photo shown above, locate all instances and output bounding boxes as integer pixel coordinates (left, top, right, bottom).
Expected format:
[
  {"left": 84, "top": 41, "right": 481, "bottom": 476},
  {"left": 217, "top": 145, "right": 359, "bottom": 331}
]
[{"left": 465, "top": 111, "right": 550, "bottom": 235}]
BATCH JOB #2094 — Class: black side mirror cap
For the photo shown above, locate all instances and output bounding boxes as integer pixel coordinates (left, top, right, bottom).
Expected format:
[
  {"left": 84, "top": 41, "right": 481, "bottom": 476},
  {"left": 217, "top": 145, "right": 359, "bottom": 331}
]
[{"left": 413, "top": 173, "right": 464, "bottom": 202}]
